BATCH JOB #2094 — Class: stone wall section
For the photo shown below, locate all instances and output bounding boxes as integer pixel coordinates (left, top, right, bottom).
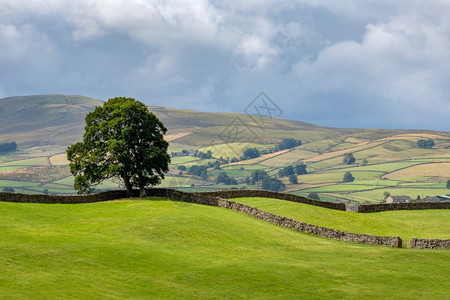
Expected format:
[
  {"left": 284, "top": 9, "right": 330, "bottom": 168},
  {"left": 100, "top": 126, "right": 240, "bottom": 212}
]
[
  {"left": 196, "top": 189, "right": 347, "bottom": 211},
  {"left": 410, "top": 238, "right": 450, "bottom": 249},
  {"left": 358, "top": 201, "right": 450, "bottom": 213},
  {"left": 0, "top": 190, "right": 128, "bottom": 204},
  {"left": 146, "top": 188, "right": 402, "bottom": 248}
]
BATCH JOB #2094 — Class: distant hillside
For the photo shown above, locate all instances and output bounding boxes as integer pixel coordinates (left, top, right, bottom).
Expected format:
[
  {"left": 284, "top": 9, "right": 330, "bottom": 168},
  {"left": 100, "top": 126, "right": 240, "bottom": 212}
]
[
  {"left": 0, "top": 94, "right": 449, "bottom": 200},
  {"left": 0, "top": 95, "right": 103, "bottom": 148},
  {"left": 1, "top": 94, "right": 446, "bottom": 150}
]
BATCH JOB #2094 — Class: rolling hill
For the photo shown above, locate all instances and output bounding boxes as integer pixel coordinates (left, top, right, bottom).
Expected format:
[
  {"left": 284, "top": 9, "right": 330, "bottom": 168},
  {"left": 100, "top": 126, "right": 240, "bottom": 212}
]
[
  {"left": 0, "top": 94, "right": 449, "bottom": 202},
  {"left": 0, "top": 198, "right": 448, "bottom": 298}
]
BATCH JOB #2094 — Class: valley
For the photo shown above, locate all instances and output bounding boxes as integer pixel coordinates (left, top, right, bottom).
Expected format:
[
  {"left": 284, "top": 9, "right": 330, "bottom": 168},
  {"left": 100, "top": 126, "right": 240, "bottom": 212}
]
[{"left": 0, "top": 95, "right": 449, "bottom": 204}]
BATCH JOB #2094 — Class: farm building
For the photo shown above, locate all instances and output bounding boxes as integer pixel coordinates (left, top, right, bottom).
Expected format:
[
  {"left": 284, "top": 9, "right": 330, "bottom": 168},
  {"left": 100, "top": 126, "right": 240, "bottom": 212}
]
[
  {"left": 422, "top": 196, "right": 441, "bottom": 202},
  {"left": 386, "top": 196, "right": 411, "bottom": 203}
]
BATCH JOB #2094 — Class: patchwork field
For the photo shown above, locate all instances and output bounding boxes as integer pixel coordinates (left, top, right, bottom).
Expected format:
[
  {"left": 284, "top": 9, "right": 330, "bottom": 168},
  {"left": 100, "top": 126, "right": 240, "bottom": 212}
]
[
  {"left": 0, "top": 95, "right": 449, "bottom": 202},
  {"left": 0, "top": 198, "right": 449, "bottom": 299}
]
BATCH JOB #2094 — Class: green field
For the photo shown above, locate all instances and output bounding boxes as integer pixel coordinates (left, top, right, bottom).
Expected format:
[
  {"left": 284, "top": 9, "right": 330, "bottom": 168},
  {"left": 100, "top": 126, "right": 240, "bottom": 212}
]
[
  {"left": 233, "top": 197, "right": 450, "bottom": 242},
  {"left": 0, "top": 198, "right": 449, "bottom": 299},
  {"left": 1, "top": 157, "right": 49, "bottom": 166},
  {"left": 169, "top": 156, "right": 200, "bottom": 165}
]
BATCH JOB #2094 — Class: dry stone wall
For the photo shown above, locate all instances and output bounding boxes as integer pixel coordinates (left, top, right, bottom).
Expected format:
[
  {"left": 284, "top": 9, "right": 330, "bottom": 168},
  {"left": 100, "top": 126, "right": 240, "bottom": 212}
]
[
  {"left": 410, "top": 238, "right": 450, "bottom": 249},
  {"left": 196, "top": 189, "right": 347, "bottom": 211},
  {"left": 358, "top": 201, "right": 450, "bottom": 213},
  {"left": 0, "top": 190, "right": 128, "bottom": 204},
  {"left": 147, "top": 188, "right": 402, "bottom": 248}
]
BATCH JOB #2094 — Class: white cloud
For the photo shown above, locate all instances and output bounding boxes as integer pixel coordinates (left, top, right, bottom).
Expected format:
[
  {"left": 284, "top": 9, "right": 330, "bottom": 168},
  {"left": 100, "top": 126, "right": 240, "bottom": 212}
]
[
  {"left": 0, "top": 0, "right": 449, "bottom": 130},
  {"left": 0, "top": 24, "right": 30, "bottom": 61},
  {"left": 291, "top": 3, "right": 450, "bottom": 128}
]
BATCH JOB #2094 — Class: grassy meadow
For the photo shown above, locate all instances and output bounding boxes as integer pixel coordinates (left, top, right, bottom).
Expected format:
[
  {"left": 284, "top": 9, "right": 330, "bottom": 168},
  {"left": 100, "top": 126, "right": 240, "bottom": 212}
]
[
  {"left": 233, "top": 197, "right": 450, "bottom": 242},
  {"left": 0, "top": 198, "right": 449, "bottom": 299}
]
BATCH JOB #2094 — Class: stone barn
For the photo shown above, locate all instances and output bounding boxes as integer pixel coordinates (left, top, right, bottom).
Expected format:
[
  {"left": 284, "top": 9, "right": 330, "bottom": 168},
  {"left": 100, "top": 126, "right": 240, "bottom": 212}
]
[{"left": 386, "top": 196, "right": 411, "bottom": 203}]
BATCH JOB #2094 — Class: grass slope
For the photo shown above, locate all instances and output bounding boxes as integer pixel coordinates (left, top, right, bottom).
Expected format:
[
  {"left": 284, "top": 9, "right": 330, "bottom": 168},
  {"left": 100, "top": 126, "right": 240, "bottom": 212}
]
[
  {"left": 0, "top": 95, "right": 102, "bottom": 148},
  {"left": 234, "top": 197, "right": 450, "bottom": 242},
  {"left": 0, "top": 198, "right": 449, "bottom": 299}
]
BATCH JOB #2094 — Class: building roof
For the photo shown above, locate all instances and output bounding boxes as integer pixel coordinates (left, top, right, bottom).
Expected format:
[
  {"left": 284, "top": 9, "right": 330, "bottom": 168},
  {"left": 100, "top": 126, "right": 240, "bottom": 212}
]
[
  {"left": 388, "top": 196, "right": 412, "bottom": 202},
  {"left": 422, "top": 196, "right": 441, "bottom": 202}
]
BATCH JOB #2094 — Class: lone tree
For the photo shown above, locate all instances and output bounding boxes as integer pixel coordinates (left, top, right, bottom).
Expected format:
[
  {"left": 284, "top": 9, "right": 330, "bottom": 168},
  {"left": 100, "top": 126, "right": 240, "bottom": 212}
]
[
  {"left": 343, "top": 153, "right": 355, "bottom": 165},
  {"left": 67, "top": 97, "right": 170, "bottom": 197},
  {"left": 343, "top": 171, "right": 355, "bottom": 183}
]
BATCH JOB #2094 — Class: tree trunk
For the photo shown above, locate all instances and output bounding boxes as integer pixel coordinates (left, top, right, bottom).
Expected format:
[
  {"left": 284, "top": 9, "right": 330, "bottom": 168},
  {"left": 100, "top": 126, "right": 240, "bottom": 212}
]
[
  {"left": 138, "top": 174, "right": 147, "bottom": 197},
  {"left": 122, "top": 173, "right": 133, "bottom": 197},
  {"left": 139, "top": 185, "right": 147, "bottom": 197}
]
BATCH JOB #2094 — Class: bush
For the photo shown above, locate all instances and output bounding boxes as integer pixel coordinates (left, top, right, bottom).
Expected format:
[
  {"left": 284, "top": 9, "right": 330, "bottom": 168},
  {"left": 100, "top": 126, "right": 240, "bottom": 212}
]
[
  {"left": 2, "top": 187, "right": 15, "bottom": 193},
  {"left": 308, "top": 192, "right": 320, "bottom": 200}
]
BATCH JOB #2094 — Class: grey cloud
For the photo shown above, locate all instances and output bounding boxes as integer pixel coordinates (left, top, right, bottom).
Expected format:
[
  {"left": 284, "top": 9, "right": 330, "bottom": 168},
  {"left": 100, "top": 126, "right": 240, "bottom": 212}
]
[{"left": 0, "top": 0, "right": 449, "bottom": 130}]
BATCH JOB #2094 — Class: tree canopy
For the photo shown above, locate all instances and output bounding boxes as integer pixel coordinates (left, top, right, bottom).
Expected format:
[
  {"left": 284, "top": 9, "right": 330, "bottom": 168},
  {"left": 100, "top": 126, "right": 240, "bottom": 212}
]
[
  {"left": 278, "top": 166, "right": 295, "bottom": 178},
  {"left": 242, "top": 147, "right": 260, "bottom": 159},
  {"left": 215, "top": 172, "right": 237, "bottom": 185},
  {"left": 251, "top": 169, "right": 268, "bottom": 183},
  {"left": 288, "top": 174, "right": 298, "bottom": 184},
  {"left": 0, "top": 142, "right": 17, "bottom": 154},
  {"left": 67, "top": 97, "right": 170, "bottom": 197},
  {"left": 343, "top": 153, "right": 355, "bottom": 165},
  {"left": 262, "top": 177, "right": 285, "bottom": 192},
  {"left": 277, "top": 138, "right": 302, "bottom": 150},
  {"left": 294, "top": 163, "right": 307, "bottom": 175},
  {"left": 187, "top": 165, "right": 208, "bottom": 179},
  {"left": 417, "top": 139, "right": 435, "bottom": 149},
  {"left": 343, "top": 171, "right": 355, "bottom": 183}
]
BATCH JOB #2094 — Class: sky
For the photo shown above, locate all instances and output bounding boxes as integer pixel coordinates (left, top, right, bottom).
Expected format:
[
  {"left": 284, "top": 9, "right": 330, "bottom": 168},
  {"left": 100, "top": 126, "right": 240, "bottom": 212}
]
[{"left": 1, "top": 0, "right": 450, "bottom": 131}]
